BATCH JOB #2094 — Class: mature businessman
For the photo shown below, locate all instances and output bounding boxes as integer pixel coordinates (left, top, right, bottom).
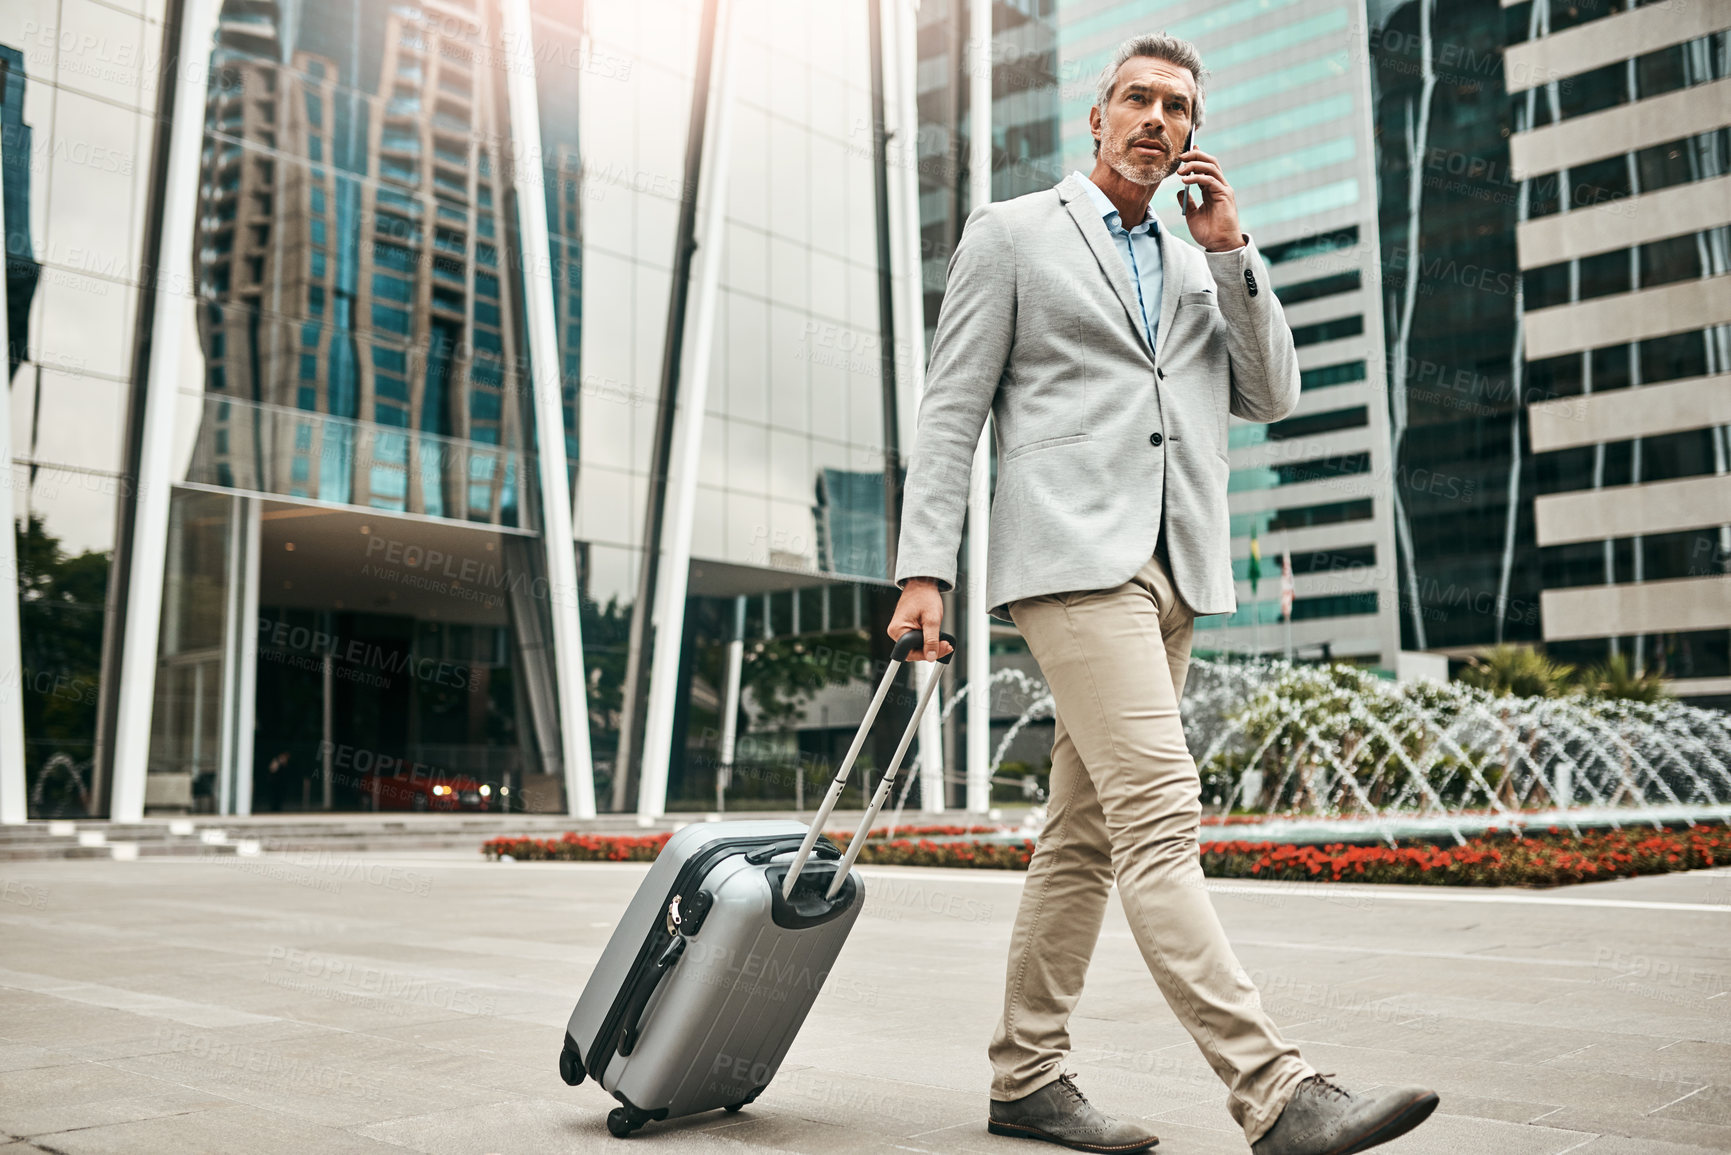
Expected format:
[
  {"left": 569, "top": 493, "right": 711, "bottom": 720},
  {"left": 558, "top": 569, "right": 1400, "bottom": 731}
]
[{"left": 888, "top": 34, "right": 1439, "bottom": 1155}]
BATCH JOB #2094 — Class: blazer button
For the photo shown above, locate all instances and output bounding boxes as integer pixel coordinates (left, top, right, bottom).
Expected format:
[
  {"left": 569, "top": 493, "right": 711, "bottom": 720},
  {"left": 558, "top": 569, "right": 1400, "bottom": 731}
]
[
  {"left": 1149, "top": 432, "right": 1163, "bottom": 447},
  {"left": 1244, "top": 268, "right": 1259, "bottom": 297},
  {"left": 1157, "top": 368, "right": 1166, "bottom": 379}
]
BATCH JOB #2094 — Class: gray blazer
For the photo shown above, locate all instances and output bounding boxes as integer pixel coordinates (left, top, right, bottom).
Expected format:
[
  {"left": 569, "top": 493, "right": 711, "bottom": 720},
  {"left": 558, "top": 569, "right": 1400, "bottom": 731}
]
[{"left": 894, "top": 171, "right": 1302, "bottom": 623}]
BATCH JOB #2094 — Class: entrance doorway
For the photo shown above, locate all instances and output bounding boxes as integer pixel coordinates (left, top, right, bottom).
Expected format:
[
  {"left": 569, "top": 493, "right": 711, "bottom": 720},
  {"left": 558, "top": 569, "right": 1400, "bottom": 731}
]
[
  {"left": 249, "top": 503, "right": 550, "bottom": 813},
  {"left": 147, "top": 491, "right": 567, "bottom": 814}
]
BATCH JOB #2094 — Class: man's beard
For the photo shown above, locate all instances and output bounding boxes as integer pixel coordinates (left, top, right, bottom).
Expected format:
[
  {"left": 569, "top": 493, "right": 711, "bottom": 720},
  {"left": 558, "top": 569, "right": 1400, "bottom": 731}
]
[{"left": 1102, "top": 131, "right": 1176, "bottom": 187}]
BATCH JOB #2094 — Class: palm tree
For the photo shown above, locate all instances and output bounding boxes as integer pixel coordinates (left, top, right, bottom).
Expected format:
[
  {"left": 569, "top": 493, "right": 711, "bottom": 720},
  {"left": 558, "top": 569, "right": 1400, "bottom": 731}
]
[
  {"left": 1576, "top": 653, "right": 1670, "bottom": 703},
  {"left": 1459, "top": 644, "right": 1575, "bottom": 699}
]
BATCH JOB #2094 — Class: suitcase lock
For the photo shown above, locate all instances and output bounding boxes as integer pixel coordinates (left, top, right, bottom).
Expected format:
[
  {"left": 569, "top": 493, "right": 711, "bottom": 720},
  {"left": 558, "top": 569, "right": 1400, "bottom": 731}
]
[{"left": 665, "top": 895, "right": 682, "bottom": 936}]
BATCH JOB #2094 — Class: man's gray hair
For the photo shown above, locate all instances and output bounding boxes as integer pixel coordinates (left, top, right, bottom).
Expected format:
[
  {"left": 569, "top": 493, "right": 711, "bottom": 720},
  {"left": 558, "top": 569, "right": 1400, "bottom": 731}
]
[{"left": 1092, "top": 33, "right": 1208, "bottom": 129}]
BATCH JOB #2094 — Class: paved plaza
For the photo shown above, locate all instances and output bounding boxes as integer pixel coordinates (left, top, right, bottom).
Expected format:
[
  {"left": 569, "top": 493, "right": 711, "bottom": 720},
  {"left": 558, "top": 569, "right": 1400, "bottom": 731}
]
[{"left": 1, "top": 850, "right": 1728, "bottom": 1154}]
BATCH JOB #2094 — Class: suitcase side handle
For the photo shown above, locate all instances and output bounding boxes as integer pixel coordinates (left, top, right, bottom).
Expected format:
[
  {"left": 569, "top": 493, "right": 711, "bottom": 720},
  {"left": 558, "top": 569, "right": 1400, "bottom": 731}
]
[
  {"left": 781, "top": 630, "right": 954, "bottom": 898},
  {"left": 616, "top": 935, "right": 686, "bottom": 1058},
  {"left": 744, "top": 836, "right": 840, "bottom": 866}
]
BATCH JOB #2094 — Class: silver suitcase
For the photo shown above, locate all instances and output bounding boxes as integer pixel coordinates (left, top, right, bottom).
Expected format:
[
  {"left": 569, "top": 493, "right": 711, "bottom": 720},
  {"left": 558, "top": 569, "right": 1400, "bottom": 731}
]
[{"left": 559, "top": 630, "right": 955, "bottom": 1138}]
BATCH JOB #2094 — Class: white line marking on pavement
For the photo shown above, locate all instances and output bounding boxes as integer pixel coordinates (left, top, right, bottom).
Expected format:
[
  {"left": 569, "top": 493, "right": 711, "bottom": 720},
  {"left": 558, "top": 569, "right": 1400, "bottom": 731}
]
[
  {"left": 1203, "top": 883, "right": 1731, "bottom": 913},
  {"left": 1646, "top": 1084, "right": 1710, "bottom": 1115},
  {"left": 1198, "top": 938, "right": 1610, "bottom": 968},
  {"left": 0, "top": 964, "right": 277, "bottom": 1029},
  {"left": 93, "top": 857, "right": 1731, "bottom": 913},
  {"left": 855, "top": 870, "right": 1731, "bottom": 913}
]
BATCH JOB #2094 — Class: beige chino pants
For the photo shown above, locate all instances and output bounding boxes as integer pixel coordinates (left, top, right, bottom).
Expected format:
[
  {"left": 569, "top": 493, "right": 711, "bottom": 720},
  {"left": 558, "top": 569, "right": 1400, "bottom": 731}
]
[{"left": 990, "top": 547, "right": 1313, "bottom": 1144}]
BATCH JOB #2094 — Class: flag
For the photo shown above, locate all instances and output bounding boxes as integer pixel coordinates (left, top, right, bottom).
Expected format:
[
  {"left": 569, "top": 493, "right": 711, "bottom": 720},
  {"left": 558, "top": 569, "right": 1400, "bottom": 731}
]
[
  {"left": 1279, "top": 551, "right": 1295, "bottom": 621},
  {"left": 1248, "top": 531, "right": 1261, "bottom": 596}
]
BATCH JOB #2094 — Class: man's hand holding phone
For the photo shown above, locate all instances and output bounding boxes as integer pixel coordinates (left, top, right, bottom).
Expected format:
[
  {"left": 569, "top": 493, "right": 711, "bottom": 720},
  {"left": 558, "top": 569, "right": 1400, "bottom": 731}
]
[{"left": 1175, "top": 135, "right": 1244, "bottom": 254}]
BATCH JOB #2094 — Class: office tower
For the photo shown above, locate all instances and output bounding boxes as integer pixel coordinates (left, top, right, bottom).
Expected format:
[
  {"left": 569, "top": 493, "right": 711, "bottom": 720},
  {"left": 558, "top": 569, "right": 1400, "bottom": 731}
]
[
  {"left": 1507, "top": 0, "right": 1730, "bottom": 703},
  {"left": 1370, "top": 0, "right": 1535, "bottom": 660},
  {"left": 1, "top": 44, "right": 38, "bottom": 381},
  {"left": 1055, "top": 0, "right": 1403, "bottom": 668}
]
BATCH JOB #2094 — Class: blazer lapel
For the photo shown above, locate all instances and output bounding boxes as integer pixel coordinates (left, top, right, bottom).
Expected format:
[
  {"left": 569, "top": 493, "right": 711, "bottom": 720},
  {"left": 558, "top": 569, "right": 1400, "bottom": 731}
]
[
  {"left": 1152, "top": 223, "right": 1182, "bottom": 367},
  {"left": 1058, "top": 175, "right": 1154, "bottom": 364}
]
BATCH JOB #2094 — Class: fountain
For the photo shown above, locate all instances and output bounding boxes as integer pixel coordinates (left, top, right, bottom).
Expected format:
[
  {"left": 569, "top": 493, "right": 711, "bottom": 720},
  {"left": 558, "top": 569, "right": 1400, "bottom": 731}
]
[{"left": 885, "top": 659, "right": 1731, "bottom": 846}]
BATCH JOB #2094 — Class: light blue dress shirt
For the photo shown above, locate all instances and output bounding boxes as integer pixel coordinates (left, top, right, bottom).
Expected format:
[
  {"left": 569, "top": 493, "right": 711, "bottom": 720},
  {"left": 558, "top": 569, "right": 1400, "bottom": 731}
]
[{"left": 1074, "top": 171, "right": 1163, "bottom": 353}]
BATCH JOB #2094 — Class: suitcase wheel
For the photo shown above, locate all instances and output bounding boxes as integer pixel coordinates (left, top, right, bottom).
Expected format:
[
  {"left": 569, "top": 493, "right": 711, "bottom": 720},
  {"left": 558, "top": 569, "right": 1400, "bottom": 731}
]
[
  {"left": 607, "top": 1106, "right": 648, "bottom": 1138},
  {"left": 558, "top": 1038, "right": 585, "bottom": 1087},
  {"left": 724, "top": 1102, "right": 746, "bottom": 1114}
]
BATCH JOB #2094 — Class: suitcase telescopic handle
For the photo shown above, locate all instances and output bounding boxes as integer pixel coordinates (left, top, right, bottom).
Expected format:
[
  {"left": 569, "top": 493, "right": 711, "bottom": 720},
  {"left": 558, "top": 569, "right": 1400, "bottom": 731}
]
[{"left": 781, "top": 629, "right": 954, "bottom": 898}]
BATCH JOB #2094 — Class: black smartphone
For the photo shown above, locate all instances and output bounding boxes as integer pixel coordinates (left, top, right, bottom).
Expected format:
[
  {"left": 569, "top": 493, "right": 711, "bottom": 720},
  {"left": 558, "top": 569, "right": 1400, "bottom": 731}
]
[{"left": 1181, "top": 126, "right": 1198, "bottom": 209}]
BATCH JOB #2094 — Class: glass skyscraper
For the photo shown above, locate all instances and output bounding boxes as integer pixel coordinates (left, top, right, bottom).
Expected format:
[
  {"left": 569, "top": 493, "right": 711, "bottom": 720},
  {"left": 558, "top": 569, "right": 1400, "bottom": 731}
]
[
  {"left": 1508, "top": 0, "right": 1730, "bottom": 703},
  {"left": 1053, "top": 0, "right": 1403, "bottom": 669},
  {"left": 1369, "top": 0, "right": 1730, "bottom": 704}
]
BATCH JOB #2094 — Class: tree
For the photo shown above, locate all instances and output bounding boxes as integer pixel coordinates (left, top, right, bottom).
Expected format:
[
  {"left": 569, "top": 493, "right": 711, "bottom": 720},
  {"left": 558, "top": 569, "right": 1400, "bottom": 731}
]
[
  {"left": 739, "top": 630, "right": 868, "bottom": 734},
  {"left": 1576, "top": 652, "right": 1670, "bottom": 703},
  {"left": 1459, "top": 644, "right": 1574, "bottom": 699},
  {"left": 16, "top": 515, "right": 111, "bottom": 814}
]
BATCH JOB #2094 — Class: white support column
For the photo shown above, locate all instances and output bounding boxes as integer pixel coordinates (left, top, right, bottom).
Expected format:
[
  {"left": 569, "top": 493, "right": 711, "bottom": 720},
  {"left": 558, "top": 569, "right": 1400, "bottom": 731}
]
[
  {"left": 715, "top": 595, "right": 746, "bottom": 813},
  {"left": 0, "top": 120, "right": 28, "bottom": 824},
  {"left": 215, "top": 497, "right": 242, "bottom": 816},
  {"left": 502, "top": 0, "right": 598, "bottom": 818},
  {"left": 109, "top": 0, "right": 220, "bottom": 822},
  {"left": 964, "top": 0, "right": 993, "bottom": 814},
  {"left": 882, "top": 0, "right": 946, "bottom": 814},
  {"left": 637, "top": 0, "right": 737, "bottom": 819},
  {"left": 889, "top": 0, "right": 927, "bottom": 475},
  {"left": 233, "top": 497, "right": 259, "bottom": 815}
]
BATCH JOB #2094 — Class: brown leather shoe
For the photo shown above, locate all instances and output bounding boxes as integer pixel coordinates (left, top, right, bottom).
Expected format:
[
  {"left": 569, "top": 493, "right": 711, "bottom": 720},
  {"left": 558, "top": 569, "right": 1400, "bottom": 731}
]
[
  {"left": 988, "top": 1074, "right": 1159, "bottom": 1153},
  {"left": 1252, "top": 1073, "right": 1438, "bottom": 1155}
]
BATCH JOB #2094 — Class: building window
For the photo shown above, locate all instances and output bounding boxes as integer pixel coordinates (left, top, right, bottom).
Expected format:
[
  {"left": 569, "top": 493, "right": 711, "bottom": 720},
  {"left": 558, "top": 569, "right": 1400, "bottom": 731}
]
[
  {"left": 371, "top": 304, "right": 411, "bottom": 333},
  {"left": 1300, "top": 360, "right": 1365, "bottom": 390},
  {"left": 371, "top": 272, "right": 413, "bottom": 302},
  {"left": 1276, "top": 271, "right": 1361, "bottom": 307},
  {"left": 1231, "top": 497, "right": 1374, "bottom": 538},
  {"left": 1290, "top": 315, "right": 1364, "bottom": 348}
]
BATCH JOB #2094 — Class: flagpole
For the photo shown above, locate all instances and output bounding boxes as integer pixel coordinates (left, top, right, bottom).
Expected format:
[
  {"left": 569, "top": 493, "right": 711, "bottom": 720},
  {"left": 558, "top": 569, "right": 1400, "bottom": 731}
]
[
  {"left": 1249, "top": 530, "right": 1261, "bottom": 660},
  {"left": 1280, "top": 549, "right": 1295, "bottom": 662}
]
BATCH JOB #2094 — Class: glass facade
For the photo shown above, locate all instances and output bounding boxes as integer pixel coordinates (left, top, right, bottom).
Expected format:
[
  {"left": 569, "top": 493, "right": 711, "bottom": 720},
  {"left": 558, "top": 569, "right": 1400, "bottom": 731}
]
[
  {"left": 3, "top": 0, "right": 159, "bottom": 815},
  {"left": 562, "top": 0, "right": 926, "bottom": 813},
  {"left": 1370, "top": 0, "right": 1535, "bottom": 653},
  {"left": 139, "top": 0, "right": 562, "bottom": 814},
  {"left": 1052, "top": 0, "right": 1401, "bottom": 667},
  {"left": 1507, "top": 1, "right": 1731, "bottom": 697},
  {"left": 1, "top": 0, "right": 947, "bottom": 819}
]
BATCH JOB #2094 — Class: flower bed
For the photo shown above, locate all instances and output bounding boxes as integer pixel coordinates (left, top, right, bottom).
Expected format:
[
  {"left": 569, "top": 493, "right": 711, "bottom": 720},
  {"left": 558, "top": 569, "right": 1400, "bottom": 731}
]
[{"left": 482, "top": 823, "right": 1731, "bottom": 888}]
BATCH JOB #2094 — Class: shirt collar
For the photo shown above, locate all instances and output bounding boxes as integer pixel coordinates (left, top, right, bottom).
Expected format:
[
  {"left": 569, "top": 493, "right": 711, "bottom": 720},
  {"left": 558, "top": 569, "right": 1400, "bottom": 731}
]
[{"left": 1072, "top": 170, "right": 1159, "bottom": 235}]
